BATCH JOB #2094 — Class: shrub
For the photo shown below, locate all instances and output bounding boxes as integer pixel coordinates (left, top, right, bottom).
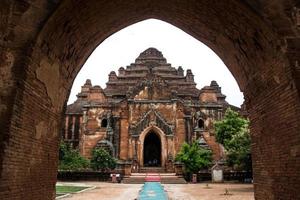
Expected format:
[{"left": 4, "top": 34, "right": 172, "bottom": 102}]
[
  {"left": 90, "top": 148, "right": 116, "bottom": 171},
  {"left": 214, "top": 108, "right": 252, "bottom": 171},
  {"left": 175, "top": 141, "right": 212, "bottom": 175},
  {"left": 58, "top": 142, "right": 90, "bottom": 171}
]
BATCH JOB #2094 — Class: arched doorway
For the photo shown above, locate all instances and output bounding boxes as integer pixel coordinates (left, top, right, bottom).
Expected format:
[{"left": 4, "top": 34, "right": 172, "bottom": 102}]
[{"left": 143, "top": 131, "right": 161, "bottom": 167}]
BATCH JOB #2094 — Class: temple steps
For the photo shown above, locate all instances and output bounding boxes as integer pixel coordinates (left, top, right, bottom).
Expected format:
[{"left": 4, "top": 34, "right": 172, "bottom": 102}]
[
  {"left": 139, "top": 167, "right": 166, "bottom": 173},
  {"left": 122, "top": 172, "right": 186, "bottom": 184}
]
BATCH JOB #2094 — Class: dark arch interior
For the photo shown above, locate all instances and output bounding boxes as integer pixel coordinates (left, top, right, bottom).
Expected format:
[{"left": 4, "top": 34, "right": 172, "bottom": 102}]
[
  {"left": 198, "top": 119, "right": 204, "bottom": 129},
  {"left": 101, "top": 118, "right": 108, "bottom": 127},
  {"left": 144, "top": 131, "right": 161, "bottom": 167}
]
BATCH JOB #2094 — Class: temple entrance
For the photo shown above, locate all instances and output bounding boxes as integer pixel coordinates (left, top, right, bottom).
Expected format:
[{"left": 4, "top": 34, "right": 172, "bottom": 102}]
[{"left": 143, "top": 131, "right": 161, "bottom": 167}]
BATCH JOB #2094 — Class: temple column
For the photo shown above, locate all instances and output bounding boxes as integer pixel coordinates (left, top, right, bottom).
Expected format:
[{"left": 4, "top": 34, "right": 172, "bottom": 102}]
[
  {"left": 79, "top": 116, "right": 83, "bottom": 138},
  {"left": 128, "top": 137, "right": 133, "bottom": 160},
  {"left": 184, "top": 115, "right": 192, "bottom": 144},
  {"left": 166, "top": 135, "right": 174, "bottom": 158},
  {"left": 133, "top": 136, "right": 139, "bottom": 160},
  {"left": 71, "top": 116, "right": 76, "bottom": 139},
  {"left": 119, "top": 118, "right": 129, "bottom": 160},
  {"left": 80, "top": 109, "right": 87, "bottom": 156},
  {"left": 137, "top": 139, "right": 141, "bottom": 167},
  {"left": 64, "top": 116, "right": 69, "bottom": 139},
  {"left": 131, "top": 135, "right": 139, "bottom": 172},
  {"left": 166, "top": 134, "right": 175, "bottom": 172},
  {"left": 113, "top": 116, "right": 120, "bottom": 159}
]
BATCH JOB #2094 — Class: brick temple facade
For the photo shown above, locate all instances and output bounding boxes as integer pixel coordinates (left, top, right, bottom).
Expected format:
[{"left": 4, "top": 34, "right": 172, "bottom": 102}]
[{"left": 62, "top": 48, "right": 239, "bottom": 173}]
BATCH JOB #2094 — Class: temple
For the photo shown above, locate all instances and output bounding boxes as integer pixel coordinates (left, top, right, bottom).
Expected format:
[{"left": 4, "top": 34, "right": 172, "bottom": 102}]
[{"left": 62, "top": 48, "right": 239, "bottom": 173}]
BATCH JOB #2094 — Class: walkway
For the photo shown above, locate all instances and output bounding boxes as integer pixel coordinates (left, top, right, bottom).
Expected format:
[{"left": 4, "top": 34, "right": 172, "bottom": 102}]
[
  {"left": 138, "top": 182, "right": 167, "bottom": 200},
  {"left": 57, "top": 182, "right": 254, "bottom": 200}
]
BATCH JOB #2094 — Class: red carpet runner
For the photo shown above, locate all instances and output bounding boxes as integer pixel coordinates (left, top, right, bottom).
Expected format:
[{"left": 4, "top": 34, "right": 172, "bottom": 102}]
[{"left": 145, "top": 173, "right": 161, "bottom": 182}]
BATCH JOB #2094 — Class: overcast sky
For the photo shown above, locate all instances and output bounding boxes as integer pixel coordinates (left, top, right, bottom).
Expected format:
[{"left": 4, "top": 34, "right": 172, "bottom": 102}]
[{"left": 68, "top": 19, "right": 244, "bottom": 107}]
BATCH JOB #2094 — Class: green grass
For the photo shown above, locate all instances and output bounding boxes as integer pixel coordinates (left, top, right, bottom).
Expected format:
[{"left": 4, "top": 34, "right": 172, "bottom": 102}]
[
  {"left": 56, "top": 185, "right": 89, "bottom": 194},
  {"left": 56, "top": 193, "right": 66, "bottom": 197}
]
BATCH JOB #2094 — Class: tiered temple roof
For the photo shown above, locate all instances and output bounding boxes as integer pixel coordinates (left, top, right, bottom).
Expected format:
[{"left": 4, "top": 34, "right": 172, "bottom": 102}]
[
  {"left": 104, "top": 48, "right": 199, "bottom": 98},
  {"left": 67, "top": 48, "right": 231, "bottom": 113}
]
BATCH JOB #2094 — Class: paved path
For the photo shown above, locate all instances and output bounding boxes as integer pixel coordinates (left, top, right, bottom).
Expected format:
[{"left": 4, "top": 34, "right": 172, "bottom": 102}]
[
  {"left": 57, "top": 182, "right": 254, "bottom": 200},
  {"left": 139, "top": 182, "right": 167, "bottom": 200},
  {"left": 165, "top": 183, "right": 254, "bottom": 200}
]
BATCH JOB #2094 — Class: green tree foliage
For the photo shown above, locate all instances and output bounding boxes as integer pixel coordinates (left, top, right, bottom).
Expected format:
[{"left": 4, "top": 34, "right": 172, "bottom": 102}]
[
  {"left": 59, "top": 142, "right": 90, "bottom": 171},
  {"left": 175, "top": 141, "right": 212, "bottom": 174},
  {"left": 214, "top": 108, "right": 251, "bottom": 170},
  {"left": 90, "top": 148, "right": 117, "bottom": 171}
]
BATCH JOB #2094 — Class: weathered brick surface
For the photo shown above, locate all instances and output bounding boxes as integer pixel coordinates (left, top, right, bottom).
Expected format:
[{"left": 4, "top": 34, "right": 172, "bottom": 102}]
[
  {"left": 64, "top": 48, "right": 228, "bottom": 172},
  {"left": 0, "top": 0, "right": 299, "bottom": 199},
  {"left": 119, "top": 119, "right": 129, "bottom": 160}
]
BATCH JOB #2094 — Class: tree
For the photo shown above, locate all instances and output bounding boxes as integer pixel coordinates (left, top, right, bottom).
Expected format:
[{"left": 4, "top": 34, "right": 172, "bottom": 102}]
[
  {"left": 90, "top": 148, "right": 117, "bottom": 171},
  {"left": 175, "top": 141, "right": 212, "bottom": 175},
  {"left": 214, "top": 108, "right": 251, "bottom": 171},
  {"left": 58, "top": 142, "right": 90, "bottom": 171}
]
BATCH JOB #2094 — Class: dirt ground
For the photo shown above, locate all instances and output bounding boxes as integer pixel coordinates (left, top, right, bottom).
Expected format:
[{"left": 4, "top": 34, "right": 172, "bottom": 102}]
[
  {"left": 165, "top": 183, "right": 254, "bottom": 200},
  {"left": 57, "top": 182, "right": 254, "bottom": 200}
]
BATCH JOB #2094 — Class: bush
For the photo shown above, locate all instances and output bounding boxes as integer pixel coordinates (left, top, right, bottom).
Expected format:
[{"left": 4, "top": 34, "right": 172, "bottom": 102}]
[
  {"left": 175, "top": 141, "right": 212, "bottom": 175},
  {"left": 225, "top": 131, "right": 252, "bottom": 171},
  {"left": 214, "top": 108, "right": 252, "bottom": 171},
  {"left": 90, "top": 148, "right": 116, "bottom": 171},
  {"left": 59, "top": 142, "right": 90, "bottom": 171}
]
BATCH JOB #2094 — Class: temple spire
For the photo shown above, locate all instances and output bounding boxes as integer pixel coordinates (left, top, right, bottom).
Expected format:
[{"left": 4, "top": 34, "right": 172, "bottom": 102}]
[{"left": 135, "top": 47, "right": 167, "bottom": 64}]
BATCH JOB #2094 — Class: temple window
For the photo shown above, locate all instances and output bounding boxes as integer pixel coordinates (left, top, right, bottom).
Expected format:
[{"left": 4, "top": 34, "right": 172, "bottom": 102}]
[
  {"left": 101, "top": 118, "right": 108, "bottom": 128},
  {"left": 198, "top": 119, "right": 204, "bottom": 129}
]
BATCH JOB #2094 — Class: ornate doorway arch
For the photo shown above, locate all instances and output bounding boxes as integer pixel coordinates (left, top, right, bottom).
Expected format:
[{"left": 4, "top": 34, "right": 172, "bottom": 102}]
[
  {"left": 138, "top": 126, "right": 169, "bottom": 168},
  {"left": 143, "top": 131, "right": 161, "bottom": 167}
]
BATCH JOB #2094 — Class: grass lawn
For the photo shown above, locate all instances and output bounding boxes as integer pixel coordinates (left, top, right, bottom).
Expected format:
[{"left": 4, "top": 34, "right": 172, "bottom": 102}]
[
  {"left": 56, "top": 185, "right": 89, "bottom": 194},
  {"left": 56, "top": 193, "right": 66, "bottom": 197}
]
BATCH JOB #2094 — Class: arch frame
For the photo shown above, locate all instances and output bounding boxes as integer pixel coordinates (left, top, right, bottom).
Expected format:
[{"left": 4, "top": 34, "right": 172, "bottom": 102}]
[
  {"left": 0, "top": 1, "right": 299, "bottom": 199},
  {"left": 137, "top": 125, "right": 168, "bottom": 168}
]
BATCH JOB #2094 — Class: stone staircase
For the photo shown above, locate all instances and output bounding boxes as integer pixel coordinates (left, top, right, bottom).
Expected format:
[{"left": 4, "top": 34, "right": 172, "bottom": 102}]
[
  {"left": 122, "top": 172, "right": 186, "bottom": 184},
  {"left": 139, "top": 167, "right": 166, "bottom": 173},
  {"left": 122, "top": 173, "right": 146, "bottom": 184},
  {"left": 160, "top": 173, "right": 187, "bottom": 184}
]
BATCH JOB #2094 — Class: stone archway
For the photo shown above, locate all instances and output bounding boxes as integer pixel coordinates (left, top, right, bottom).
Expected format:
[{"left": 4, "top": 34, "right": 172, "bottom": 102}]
[
  {"left": 138, "top": 126, "right": 168, "bottom": 168},
  {"left": 143, "top": 131, "right": 162, "bottom": 167},
  {"left": 0, "top": 1, "right": 299, "bottom": 199}
]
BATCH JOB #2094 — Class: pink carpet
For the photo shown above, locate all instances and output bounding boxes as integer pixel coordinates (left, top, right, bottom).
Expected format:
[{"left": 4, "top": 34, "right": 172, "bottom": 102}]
[{"left": 145, "top": 173, "right": 161, "bottom": 182}]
